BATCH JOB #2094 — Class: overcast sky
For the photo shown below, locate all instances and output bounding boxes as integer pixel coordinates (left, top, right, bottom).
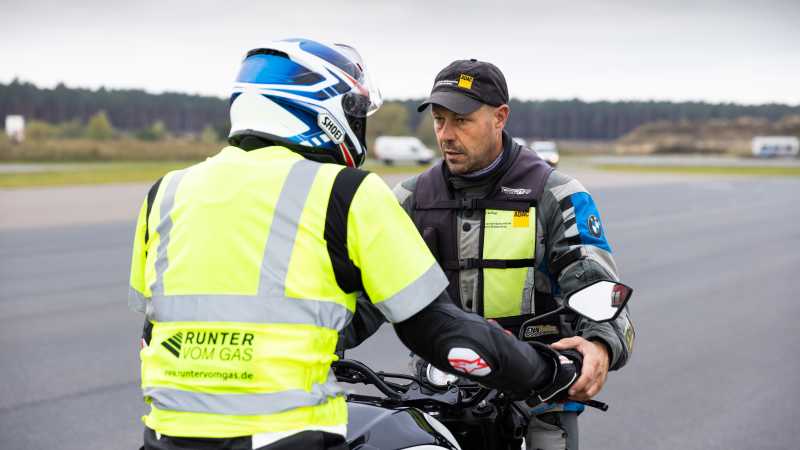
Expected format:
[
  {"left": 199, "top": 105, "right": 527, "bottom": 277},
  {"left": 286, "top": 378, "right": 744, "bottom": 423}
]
[{"left": 1, "top": 0, "right": 798, "bottom": 104}]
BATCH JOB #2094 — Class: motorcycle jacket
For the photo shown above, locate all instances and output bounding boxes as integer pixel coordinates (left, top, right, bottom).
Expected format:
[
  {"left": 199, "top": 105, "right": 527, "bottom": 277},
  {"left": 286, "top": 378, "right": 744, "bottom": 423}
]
[{"left": 393, "top": 131, "right": 635, "bottom": 371}]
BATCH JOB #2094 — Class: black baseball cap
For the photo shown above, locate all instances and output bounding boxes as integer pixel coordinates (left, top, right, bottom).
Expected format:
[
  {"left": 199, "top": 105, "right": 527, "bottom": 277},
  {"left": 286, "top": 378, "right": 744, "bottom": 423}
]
[{"left": 418, "top": 59, "right": 509, "bottom": 114}]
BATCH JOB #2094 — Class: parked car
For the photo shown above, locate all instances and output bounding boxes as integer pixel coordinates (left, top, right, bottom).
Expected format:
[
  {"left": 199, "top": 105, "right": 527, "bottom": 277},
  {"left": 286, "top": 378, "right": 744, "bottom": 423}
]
[
  {"left": 374, "top": 136, "right": 435, "bottom": 165},
  {"left": 531, "top": 140, "right": 560, "bottom": 167},
  {"left": 751, "top": 136, "right": 799, "bottom": 158}
]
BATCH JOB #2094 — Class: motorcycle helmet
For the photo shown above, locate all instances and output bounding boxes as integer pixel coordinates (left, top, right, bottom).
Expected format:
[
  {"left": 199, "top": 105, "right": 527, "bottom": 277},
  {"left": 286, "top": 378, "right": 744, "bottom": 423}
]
[{"left": 229, "top": 38, "right": 382, "bottom": 167}]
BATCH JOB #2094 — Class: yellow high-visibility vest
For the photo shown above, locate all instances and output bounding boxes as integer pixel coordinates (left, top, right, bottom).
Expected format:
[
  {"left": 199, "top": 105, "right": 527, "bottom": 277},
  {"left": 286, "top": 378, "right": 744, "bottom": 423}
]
[
  {"left": 128, "top": 146, "right": 447, "bottom": 438},
  {"left": 482, "top": 207, "right": 536, "bottom": 318}
]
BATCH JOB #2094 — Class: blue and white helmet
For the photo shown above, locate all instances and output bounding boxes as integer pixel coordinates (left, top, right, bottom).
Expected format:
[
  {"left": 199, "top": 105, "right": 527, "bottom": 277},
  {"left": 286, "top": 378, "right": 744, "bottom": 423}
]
[{"left": 229, "top": 38, "right": 382, "bottom": 167}]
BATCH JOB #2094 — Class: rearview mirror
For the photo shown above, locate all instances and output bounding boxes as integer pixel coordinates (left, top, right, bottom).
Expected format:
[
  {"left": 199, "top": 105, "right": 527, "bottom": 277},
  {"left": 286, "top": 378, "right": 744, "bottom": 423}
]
[{"left": 566, "top": 280, "right": 632, "bottom": 322}]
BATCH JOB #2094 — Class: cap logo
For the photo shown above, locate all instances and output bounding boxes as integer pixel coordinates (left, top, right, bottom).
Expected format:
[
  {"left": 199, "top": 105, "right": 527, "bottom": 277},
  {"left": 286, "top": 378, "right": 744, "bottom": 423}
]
[{"left": 458, "top": 74, "right": 474, "bottom": 90}]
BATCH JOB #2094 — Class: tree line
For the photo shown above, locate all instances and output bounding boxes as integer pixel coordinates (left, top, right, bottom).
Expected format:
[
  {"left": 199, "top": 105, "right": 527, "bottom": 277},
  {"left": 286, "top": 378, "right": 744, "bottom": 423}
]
[
  {"left": 1, "top": 80, "right": 228, "bottom": 138},
  {"left": 3, "top": 79, "right": 799, "bottom": 141}
]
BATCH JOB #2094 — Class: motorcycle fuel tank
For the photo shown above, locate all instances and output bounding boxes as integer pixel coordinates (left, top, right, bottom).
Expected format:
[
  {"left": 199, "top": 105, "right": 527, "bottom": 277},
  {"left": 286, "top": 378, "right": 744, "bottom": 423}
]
[{"left": 346, "top": 402, "right": 460, "bottom": 449}]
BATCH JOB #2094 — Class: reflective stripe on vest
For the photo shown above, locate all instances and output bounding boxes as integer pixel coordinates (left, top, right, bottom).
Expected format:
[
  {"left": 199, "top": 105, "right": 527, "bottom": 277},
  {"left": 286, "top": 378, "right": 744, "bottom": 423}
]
[
  {"left": 143, "top": 373, "right": 343, "bottom": 415},
  {"left": 151, "top": 169, "right": 185, "bottom": 297},
  {"left": 482, "top": 207, "right": 536, "bottom": 318},
  {"left": 149, "top": 294, "right": 350, "bottom": 330}
]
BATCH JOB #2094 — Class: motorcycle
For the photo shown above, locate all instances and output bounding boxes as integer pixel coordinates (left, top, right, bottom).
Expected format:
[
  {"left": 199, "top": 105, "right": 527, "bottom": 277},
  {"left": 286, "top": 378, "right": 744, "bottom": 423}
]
[{"left": 334, "top": 280, "right": 633, "bottom": 450}]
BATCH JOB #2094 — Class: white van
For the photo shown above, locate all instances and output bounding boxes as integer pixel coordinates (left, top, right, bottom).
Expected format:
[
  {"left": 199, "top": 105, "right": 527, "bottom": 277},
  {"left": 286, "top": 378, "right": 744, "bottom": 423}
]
[
  {"left": 374, "top": 136, "right": 435, "bottom": 165},
  {"left": 751, "top": 136, "right": 799, "bottom": 157},
  {"left": 531, "top": 140, "right": 560, "bottom": 167}
]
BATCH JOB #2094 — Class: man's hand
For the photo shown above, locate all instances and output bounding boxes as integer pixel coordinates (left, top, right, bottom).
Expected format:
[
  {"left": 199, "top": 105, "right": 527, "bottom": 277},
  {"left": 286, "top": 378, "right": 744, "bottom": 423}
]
[{"left": 550, "top": 336, "right": 609, "bottom": 401}]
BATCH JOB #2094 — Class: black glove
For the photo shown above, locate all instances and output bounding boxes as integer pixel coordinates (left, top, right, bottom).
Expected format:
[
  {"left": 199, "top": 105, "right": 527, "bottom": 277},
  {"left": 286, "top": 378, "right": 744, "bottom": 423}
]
[{"left": 527, "top": 342, "right": 582, "bottom": 405}]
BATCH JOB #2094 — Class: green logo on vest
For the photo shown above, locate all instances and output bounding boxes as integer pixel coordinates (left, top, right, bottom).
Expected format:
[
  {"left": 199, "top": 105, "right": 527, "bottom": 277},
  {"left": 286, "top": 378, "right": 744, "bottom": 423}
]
[
  {"left": 161, "top": 332, "right": 184, "bottom": 358},
  {"left": 161, "top": 331, "right": 255, "bottom": 361}
]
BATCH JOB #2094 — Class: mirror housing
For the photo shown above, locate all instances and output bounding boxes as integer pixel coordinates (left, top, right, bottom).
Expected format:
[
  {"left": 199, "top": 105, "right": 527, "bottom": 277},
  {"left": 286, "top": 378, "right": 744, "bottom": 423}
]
[{"left": 565, "top": 280, "right": 632, "bottom": 322}]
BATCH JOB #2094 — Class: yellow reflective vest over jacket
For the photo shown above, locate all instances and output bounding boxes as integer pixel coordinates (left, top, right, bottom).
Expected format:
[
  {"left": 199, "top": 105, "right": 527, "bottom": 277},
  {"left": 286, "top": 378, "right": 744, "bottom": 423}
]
[{"left": 128, "top": 146, "right": 447, "bottom": 438}]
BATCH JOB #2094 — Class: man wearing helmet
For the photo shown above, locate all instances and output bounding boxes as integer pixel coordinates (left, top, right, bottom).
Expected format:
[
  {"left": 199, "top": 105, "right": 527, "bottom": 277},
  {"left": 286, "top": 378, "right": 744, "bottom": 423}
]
[
  {"left": 393, "top": 59, "right": 636, "bottom": 450},
  {"left": 129, "top": 40, "right": 585, "bottom": 450}
]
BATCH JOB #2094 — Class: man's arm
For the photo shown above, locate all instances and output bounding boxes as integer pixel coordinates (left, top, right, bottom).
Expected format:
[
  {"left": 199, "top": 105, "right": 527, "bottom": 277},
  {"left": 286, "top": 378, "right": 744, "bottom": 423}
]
[
  {"left": 540, "top": 171, "right": 635, "bottom": 398},
  {"left": 337, "top": 294, "right": 385, "bottom": 351},
  {"left": 129, "top": 177, "right": 163, "bottom": 314},
  {"left": 129, "top": 197, "right": 150, "bottom": 314},
  {"left": 350, "top": 172, "right": 575, "bottom": 398},
  {"left": 394, "top": 290, "right": 565, "bottom": 397},
  {"left": 335, "top": 175, "right": 421, "bottom": 351}
]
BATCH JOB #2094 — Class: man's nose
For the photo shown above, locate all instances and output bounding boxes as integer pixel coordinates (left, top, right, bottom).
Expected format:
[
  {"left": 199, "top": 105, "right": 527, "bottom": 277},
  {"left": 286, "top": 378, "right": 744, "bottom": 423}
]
[{"left": 436, "top": 119, "right": 456, "bottom": 142}]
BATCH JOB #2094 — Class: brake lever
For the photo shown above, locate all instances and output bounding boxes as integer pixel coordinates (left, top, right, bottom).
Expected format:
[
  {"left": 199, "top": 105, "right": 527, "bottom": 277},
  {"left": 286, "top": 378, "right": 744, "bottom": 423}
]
[
  {"left": 333, "top": 359, "right": 402, "bottom": 399},
  {"left": 575, "top": 399, "right": 609, "bottom": 411},
  {"left": 332, "top": 367, "right": 364, "bottom": 384}
]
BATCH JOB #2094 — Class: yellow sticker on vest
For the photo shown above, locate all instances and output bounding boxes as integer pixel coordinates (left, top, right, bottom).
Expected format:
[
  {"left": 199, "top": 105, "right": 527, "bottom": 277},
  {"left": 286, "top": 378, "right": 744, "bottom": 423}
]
[
  {"left": 485, "top": 210, "right": 532, "bottom": 229},
  {"left": 512, "top": 211, "right": 530, "bottom": 228}
]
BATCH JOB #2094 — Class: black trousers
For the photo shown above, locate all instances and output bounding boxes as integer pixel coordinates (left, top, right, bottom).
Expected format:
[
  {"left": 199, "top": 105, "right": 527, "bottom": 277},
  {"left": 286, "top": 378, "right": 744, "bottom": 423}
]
[{"left": 142, "top": 428, "right": 348, "bottom": 450}]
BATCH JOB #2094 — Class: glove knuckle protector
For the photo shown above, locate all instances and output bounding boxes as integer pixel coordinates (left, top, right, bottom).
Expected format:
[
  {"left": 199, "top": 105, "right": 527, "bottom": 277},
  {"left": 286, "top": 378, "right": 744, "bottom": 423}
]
[{"left": 526, "top": 342, "right": 581, "bottom": 406}]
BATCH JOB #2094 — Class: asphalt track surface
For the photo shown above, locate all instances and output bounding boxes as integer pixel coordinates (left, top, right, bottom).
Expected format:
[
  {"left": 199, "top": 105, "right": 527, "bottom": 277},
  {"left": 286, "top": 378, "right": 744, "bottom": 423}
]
[{"left": 1, "top": 166, "right": 798, "bottom": 450}]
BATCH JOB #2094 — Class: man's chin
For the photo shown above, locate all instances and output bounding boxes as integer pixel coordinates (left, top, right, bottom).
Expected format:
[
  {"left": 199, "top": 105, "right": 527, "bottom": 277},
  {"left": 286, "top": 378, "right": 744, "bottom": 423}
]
[
  {"left": 444, "top": 155, "right": 468, "bottom": 174},
  {"left": 444, "top": 160, "right": 469, "bottom": 175}
]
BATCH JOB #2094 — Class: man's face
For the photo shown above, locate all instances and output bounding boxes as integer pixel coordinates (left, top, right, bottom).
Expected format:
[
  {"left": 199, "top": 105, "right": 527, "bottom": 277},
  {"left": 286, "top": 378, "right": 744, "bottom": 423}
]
[{"left": 431, "top": 104, "right": 507, "bottom": 175}]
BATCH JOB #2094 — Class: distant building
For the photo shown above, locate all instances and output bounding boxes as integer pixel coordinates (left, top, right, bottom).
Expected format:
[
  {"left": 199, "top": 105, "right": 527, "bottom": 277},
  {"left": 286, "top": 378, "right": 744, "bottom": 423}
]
[
  {"left": 751, "top": 136, "right": 799, "bottom": 157},
  {"left": 5, "top": 115, "right": 25, "bottom": 143}
]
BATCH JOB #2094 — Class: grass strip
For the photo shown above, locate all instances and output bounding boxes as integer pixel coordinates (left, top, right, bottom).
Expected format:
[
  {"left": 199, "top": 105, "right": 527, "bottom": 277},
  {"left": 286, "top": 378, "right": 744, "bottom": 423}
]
[
  {"left": 0, "top": 162, "right": 193, "bottom": 188},
  {"left": 0, "top": 160, "right": 427, "bottom": 188},
  {"left": 597, "top": 164, "right": 800, "bottom": 177}
]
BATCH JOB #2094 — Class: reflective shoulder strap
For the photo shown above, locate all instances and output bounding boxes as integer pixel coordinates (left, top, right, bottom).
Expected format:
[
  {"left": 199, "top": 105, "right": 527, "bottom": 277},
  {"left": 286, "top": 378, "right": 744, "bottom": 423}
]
[{"left": 324, "top": 167, "right": 370, "bottom": 293}]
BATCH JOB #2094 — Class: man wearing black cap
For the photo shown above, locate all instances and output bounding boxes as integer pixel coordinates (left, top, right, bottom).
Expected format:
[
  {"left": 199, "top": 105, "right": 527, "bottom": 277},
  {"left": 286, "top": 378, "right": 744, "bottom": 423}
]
[{"left": 394, "top": 59, "right": 636, "bottom": 449}]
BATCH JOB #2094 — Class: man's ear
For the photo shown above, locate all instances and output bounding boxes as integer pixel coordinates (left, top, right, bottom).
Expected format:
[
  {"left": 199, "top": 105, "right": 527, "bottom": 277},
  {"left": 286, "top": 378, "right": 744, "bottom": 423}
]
[{"left": 494, "top": 104, "right": 510, "bottom": 130}]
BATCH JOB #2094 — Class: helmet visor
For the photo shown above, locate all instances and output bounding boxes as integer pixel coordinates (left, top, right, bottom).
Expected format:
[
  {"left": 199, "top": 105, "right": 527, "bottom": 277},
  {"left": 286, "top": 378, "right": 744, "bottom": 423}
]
[{"left": 334, "top": 43, "right": 382, "bottom": 118}]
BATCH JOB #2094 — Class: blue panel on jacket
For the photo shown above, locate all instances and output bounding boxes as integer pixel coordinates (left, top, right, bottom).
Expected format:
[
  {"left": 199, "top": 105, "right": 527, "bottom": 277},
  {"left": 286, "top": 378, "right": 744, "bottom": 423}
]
[{"left": 571, "top": 192, "right": 612, "bottom": 253}]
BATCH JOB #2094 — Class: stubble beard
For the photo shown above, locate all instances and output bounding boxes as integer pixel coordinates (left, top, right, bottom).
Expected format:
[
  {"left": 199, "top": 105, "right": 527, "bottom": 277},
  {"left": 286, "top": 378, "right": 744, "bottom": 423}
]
[
  {"left": 442, "top": 140, "right": 497, "bottom": 175},
  {"left": 440, "top": 142, "right": 472, "bottom": 175}
]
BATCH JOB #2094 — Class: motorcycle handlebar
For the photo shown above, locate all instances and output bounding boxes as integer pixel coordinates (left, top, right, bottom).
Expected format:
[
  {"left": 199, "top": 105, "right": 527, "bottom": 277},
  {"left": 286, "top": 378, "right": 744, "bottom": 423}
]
[
  {"left": 331, "top": 359, "right": 404, "bottom": 399},
  {"left": 333, "top": 358, "right": 493, "bottom": 408},
  {"left": 333, "top": 358, "right": 609, "bottom": 412}
]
